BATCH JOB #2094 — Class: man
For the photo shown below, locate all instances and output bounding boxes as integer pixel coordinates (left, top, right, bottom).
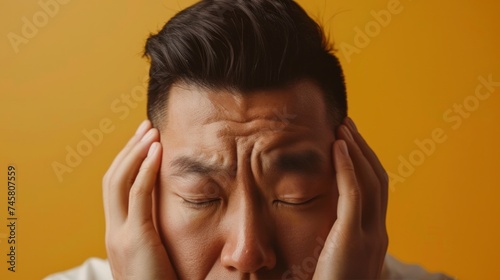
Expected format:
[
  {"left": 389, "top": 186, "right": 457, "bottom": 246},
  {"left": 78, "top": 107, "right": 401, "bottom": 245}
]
[{"left": 46, "top": 0, "right": 453, "bottom": 279}]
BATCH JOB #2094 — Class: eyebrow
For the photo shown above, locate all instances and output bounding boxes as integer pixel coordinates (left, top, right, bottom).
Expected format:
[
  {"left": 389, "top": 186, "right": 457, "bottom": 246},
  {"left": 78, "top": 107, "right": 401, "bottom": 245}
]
[
  {"left": 170, "top": 156, "right": 223, "bottom": 177},
  {"left": 272, "top": 150, "right": 325, "bottom": 174},
  {"left": 169, "top": 150, "right": 325, "bottom": 177}
]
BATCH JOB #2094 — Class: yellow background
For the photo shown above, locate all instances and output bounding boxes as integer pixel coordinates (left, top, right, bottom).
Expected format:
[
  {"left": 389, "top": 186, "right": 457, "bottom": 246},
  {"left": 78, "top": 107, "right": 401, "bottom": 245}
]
[{"left": 1, "top": 0, "right": 499, "bottom": 279}]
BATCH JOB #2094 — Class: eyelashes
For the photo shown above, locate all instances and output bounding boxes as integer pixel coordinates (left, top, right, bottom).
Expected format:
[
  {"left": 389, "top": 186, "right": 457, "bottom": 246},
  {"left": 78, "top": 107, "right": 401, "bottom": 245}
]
[
  {"left": 182, "top": 198, "right": 221, "bottom": 209},
  {"left": 273, "top": 196, "right": 319, "bottom": 208},
  {"left": 181, "top": 196, "right": 319, "bottom": 210}
]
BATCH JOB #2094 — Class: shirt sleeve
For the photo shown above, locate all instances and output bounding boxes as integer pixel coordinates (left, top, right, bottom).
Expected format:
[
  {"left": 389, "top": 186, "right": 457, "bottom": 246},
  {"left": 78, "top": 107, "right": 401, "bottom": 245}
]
[
  {"left": 382, "top": 254, "right": 456, "bottom": 280},
  {"left": 43, "top": 258, "right": 113, "bottom": 280}
]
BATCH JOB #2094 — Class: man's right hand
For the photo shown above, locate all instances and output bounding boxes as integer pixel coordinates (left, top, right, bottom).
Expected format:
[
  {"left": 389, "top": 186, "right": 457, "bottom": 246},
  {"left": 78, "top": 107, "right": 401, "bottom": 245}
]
[{"left": 102, "top": 120, "right": 177, "bottom": 280}]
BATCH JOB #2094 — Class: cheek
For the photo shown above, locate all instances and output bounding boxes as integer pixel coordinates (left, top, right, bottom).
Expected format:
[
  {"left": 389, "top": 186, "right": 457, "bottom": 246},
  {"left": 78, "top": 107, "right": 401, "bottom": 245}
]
[
  {"left": 155, "top": 187, "right": 221, "bottom": 278},
  {"left": 275, "top": 185, "right": 337, "bottom": 270}
]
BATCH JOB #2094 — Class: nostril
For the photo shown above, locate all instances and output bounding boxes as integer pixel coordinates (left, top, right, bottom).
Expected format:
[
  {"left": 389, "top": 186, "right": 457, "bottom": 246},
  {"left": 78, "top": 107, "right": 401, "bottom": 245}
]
[{"left": 220, "top": 238, "right": 276, "bottom": 273}]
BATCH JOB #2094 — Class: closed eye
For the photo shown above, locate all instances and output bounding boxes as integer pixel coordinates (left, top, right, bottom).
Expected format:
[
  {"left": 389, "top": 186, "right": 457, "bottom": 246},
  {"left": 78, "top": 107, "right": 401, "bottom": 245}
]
[
  {"left": 182, "top": 198, "right": 221, "bottom": 209},
  {"left": 273, "top": 196, "right": 319, "bottom": 207}
]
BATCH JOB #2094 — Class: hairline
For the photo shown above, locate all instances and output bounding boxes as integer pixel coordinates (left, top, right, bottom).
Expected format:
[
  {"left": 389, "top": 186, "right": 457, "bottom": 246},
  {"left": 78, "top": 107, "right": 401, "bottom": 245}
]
[{"left": 151, "top": 77, "right": 339, "bottom": 132}]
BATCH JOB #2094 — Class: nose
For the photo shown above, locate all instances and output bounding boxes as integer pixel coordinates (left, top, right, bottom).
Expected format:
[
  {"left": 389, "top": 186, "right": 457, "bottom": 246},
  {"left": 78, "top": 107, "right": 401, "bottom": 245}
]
[{"left": 220, "top": 196, "right": 277, "bottom": 273}]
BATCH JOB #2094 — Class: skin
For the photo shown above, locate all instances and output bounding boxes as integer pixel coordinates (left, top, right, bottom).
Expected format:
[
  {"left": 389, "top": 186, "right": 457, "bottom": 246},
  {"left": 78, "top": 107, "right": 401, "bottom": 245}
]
[{"left": 103, "top": 79, "right": 389, "bottom": 279}]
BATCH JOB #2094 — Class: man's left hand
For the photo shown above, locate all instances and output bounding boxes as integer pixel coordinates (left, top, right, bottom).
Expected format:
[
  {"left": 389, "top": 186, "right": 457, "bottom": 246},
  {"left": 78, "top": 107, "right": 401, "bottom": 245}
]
[{"left": 313, "top": 117, "right": 389, "bottom": 280}]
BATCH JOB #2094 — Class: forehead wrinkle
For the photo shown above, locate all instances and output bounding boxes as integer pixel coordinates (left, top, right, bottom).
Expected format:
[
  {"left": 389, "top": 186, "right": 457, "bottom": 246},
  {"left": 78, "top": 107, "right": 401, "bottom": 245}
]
[
  {"left": 212, "top": 119, "right": 305, "bottom": 140},
  {"left": 167, "top": 78, "right": 329, "bottom": 129},
  {"left": 206, "top": 91, "right": 247, "bottom": 120},
  {"left": 169, "top": 152, "right": 236, "bottom": 177}
]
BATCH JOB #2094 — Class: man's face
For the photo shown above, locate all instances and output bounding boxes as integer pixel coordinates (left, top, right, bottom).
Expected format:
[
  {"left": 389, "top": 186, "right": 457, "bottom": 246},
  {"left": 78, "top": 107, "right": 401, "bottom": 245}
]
[{"left": 155, "top": 79, "right": 339, "bottom": 279}]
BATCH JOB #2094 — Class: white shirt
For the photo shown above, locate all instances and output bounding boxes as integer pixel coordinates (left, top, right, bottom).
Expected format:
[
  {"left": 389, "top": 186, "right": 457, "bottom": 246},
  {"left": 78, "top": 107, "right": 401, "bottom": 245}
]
[{"left": 44, "top": 255, "right": 454, "bottom": 279}]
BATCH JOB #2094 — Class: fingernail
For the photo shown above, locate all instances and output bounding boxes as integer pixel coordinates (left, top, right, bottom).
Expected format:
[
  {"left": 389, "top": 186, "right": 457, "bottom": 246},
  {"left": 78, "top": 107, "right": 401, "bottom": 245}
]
[
  {"left": 136, "top": 120, "right": 150, "bottom": 135},
  {"left": 343, "top": 125, "right": 354, "bottom": 141},
  {"left": 338, "top": 140, "right": 349, "bottom": 156},
  {"left": 141, "top": 129, "right": 155, "bottom": 142},
  {"left": 148, "top": 142, "right": 159, "bottom": 157},
  {"left": 346, "top": 117, "right": 358, "bottom": 132}
]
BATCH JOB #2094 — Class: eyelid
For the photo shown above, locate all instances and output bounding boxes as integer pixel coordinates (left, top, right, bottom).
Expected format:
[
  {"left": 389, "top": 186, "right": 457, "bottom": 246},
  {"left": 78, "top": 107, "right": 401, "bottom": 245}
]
[
  {"left": 182, "top": 198, "right": 221, "bottom": 209},
  {"left": 274, "top": 196, "right": 319, "bottom": 206}
]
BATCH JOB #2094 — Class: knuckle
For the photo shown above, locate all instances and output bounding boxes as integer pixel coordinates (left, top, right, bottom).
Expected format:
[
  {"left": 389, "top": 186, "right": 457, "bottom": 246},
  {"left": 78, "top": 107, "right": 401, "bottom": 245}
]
[
  {"left": 384, "top": 233, "right": 389, "bottom": 249},
  {"left": 106, "top": 233, "right": 121, "bottom": 252},
  {"left": 138, "top": 163, "right": 152, "bottom": 175},
  {"left": 341, "top": 162, "right": 356, "bottom": 173},
  {"left": 346, "top": 187, "right": 361, "bottom": 200},
  {"left": 375, "top": 228, "right": 389, "bottom": 251},
  {"left": 129, "top": 183, "right": 149, "bottom": 198}
]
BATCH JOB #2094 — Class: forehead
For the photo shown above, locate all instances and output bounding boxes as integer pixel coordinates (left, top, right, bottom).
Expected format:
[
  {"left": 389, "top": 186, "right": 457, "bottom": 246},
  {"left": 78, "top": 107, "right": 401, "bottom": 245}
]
[
  {"left": 163, "top": 79, "right": 330, "bottom": 134},
  {"left": 159, "top": 79, "right": 334, "bottom": 176}
]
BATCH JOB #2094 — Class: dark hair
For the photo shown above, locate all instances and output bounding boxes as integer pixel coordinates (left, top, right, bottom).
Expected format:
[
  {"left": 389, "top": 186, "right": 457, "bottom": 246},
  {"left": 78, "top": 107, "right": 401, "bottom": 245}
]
[{"left": 144, "top": 0, "right": 347, "bottom": 128}]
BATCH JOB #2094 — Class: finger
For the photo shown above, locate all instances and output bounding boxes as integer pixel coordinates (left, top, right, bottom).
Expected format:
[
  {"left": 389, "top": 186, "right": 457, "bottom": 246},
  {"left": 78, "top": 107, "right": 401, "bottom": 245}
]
[
  {"left": 128, "top": 142, "right": 162, "bottom": 224},
  {"left": 105, "top": 128, "right": 160, "bottom": 227},
  {"left": 105, "top": 120, "right": 151, "bottom": 183},
  {"left": 103, "top": 120, "right": 151, "bottom": 229},
  {"left": 334, "top": 140, "right": 361, "bottom": 230},
  {"left": 345, "top": 117, "right": 389, "bottom": 220},
  {"left": 338, "top": 124, "right": 381, "bottom": 228},
  {"left": 345, "top": 117, "right": 388, "bottom": 191}
]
